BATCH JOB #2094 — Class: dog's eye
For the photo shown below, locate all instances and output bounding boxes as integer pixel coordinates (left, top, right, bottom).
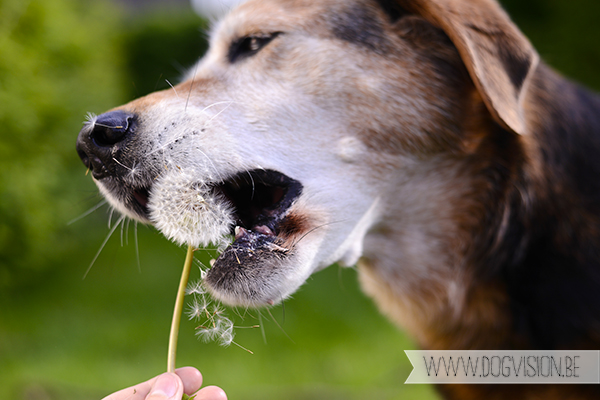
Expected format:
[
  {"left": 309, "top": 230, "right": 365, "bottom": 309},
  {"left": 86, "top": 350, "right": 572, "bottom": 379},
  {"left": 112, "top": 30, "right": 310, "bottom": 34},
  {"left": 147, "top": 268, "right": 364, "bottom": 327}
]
[{"left": 228, "top": 33, "right": 280, "bottom": 63}]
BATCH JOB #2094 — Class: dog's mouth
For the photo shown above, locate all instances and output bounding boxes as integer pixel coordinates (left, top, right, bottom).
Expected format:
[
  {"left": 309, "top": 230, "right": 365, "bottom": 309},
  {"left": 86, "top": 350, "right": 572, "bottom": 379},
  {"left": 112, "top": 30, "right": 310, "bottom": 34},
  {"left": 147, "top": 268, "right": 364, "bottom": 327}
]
[
  {"left": 206, "top": 169, "right": 306, "bottom": 306},
  {"left": 218, "top": 169, "right": 303, "bottom": 241},
  {"left": 130, "top": 168, "right": 303, "bottom": 245},
  {"left": 124, "top": 168, "right": 305, "bottom": 306},
  {"left": 132, "top": 187, "right": 151, "bottom": 214}
]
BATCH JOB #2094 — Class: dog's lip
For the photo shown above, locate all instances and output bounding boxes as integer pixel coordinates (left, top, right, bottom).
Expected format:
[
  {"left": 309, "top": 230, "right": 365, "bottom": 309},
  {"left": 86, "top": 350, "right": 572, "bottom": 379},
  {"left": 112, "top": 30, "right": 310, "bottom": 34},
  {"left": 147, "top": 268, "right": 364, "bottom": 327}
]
[
  {"left": 132, "top": 187, "right": 151, "bottom": 217},
  {"left": 133, "top": 188, "right": 149, "bottom": 209}
]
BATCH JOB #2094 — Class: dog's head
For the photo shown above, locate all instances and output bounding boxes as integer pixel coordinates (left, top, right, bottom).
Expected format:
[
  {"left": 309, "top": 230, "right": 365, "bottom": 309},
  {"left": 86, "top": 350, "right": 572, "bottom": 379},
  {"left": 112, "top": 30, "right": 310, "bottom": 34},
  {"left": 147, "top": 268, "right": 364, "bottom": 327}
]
[{"left": 76, "top": 0, "right": 537, "bottom": 307}]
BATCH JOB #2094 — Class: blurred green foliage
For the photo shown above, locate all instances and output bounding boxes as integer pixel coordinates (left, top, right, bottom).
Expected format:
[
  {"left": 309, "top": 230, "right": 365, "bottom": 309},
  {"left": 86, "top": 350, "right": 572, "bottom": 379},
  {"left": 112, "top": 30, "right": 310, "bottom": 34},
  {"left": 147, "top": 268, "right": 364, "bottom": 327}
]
[
  {"left": 0, "top": 0, "right": 125, "bottom": 288},
  {"left": 1, "top": 0, "right": 600, "bottom": 399},
  {"left": 122, "top": 10, "right": 209, "bottom": 98},
  {"left": 501, "top": 0, "right": 600, "bottom": 91}
]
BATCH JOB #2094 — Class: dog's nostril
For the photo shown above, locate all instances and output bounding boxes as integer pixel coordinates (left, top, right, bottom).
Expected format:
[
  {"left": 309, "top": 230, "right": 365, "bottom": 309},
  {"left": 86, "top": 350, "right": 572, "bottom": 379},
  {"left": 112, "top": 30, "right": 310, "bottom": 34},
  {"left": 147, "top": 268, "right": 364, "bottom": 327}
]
[
  {"left": 77, "top": 147, "right": 90, "bottom": 169},
  {"left": 75, "top": 110, "right": 138, "bottom": 180},
  {"left": 90, "top": 110, "right": 136, "bottom": 147}
]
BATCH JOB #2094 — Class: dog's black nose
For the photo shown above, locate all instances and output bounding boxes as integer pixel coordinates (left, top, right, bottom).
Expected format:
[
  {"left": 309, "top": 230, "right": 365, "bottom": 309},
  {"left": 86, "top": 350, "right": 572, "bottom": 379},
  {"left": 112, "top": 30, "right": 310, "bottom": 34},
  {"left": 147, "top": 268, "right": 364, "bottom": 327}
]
[{"left": 76, "top": 110, "right": 137, "bottom": 180}]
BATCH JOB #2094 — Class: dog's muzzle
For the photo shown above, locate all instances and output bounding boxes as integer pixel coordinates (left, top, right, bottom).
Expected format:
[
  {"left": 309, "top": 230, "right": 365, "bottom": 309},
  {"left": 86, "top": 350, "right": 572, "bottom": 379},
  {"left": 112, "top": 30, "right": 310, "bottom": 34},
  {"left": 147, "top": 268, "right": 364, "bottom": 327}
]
[{"left": 76, "top": 110, "right": 137, "bottom": 180}]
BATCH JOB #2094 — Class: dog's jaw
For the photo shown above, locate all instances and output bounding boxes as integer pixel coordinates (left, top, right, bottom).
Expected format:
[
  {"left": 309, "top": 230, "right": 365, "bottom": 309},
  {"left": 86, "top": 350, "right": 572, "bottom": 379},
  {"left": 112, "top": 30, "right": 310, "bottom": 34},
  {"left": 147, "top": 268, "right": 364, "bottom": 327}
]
[{"left": 85, "top": 92, "right": 382, "bottom": 307}]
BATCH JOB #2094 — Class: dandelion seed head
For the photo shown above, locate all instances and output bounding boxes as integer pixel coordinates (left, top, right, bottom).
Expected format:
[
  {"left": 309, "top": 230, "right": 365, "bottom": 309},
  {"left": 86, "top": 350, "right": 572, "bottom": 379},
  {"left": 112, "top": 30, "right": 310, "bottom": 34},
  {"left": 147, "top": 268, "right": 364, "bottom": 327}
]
[{"left": 148, "top": 167, "right": 235, "bottom": 247}]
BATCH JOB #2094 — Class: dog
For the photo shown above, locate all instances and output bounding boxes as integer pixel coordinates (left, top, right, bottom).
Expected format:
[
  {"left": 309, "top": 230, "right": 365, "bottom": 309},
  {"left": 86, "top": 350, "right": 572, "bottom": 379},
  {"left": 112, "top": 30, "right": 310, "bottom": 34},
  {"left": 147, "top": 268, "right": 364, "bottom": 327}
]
[{"left": 76, "top": 0, "right": 600, "bottom": 398}]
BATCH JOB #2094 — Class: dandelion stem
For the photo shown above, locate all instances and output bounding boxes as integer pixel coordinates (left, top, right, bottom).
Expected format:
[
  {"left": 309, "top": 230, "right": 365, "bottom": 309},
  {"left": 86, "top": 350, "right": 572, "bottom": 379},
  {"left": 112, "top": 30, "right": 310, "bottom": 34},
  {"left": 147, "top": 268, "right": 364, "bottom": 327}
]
[{"left": 167, "top": 244, "right": 195, "bottom": 373}]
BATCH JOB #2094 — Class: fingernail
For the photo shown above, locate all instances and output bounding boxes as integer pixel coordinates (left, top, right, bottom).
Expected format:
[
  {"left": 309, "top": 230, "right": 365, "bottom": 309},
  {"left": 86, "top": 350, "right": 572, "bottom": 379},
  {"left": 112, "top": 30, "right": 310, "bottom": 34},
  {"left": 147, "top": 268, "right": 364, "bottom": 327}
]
[{"left": 148, "top": 373, "right": 178, "bottom": 399}]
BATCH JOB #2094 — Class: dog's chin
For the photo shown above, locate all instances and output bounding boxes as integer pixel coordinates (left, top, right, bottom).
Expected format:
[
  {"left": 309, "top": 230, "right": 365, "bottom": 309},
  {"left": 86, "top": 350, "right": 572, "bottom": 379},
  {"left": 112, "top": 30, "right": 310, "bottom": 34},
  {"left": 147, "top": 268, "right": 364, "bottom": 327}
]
[{"left": 204, "top": 215, "right": 308, "bottom": 307}]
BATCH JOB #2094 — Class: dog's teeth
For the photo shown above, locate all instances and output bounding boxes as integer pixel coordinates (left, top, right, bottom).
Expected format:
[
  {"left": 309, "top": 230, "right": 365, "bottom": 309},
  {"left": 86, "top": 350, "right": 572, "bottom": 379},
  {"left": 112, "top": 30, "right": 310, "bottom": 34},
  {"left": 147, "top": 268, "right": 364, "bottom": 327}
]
[
  {"left": 234, "top": 226, "right": 247, "bottom": 239},
  {"left": 209, "top": 259, "right": 215, "bottom": 267},
  {"left": 254, "top": 225, "right": 274, "bottom": 236}
]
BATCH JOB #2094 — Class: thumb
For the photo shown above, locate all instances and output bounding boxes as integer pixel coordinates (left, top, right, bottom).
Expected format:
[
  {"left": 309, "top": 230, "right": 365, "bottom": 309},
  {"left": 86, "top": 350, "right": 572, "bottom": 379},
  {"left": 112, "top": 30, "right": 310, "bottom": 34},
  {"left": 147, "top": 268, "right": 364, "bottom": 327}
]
[{"left": 146, "top": 373, "right": 183, "bottom": 400}]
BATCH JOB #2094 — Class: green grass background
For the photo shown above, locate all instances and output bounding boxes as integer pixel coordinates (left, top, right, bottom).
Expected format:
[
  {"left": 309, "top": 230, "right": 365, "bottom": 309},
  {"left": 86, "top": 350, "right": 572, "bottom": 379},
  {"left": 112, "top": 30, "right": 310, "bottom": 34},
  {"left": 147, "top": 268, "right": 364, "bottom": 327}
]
[{"left": 1, "top": 0, "right": 599, "bottom": 399}]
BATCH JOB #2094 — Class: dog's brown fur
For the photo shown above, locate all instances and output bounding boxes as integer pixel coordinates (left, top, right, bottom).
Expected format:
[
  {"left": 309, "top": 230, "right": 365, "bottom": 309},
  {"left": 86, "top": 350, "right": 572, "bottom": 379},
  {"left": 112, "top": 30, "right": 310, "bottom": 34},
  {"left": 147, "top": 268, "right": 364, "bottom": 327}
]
[{"left": 354, "top": 1, "right": 600, "bottom": 398}]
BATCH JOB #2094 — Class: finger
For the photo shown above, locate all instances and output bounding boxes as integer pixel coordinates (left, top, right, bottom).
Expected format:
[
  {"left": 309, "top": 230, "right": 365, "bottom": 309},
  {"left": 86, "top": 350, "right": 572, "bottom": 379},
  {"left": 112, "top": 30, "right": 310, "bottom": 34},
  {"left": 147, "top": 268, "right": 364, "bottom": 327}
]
[
  {"left": 102, "top": 385, "right": 147, "bottom": 400},
  {"left": 101, "top": 378, "right": 155, "bottom": 400},
  {"left": 194, "top": 385, "right": 228, "bottom": 400},
  {"left": 145, "top": 373, "right": 183, "bottom": 400},
  {"left": 174, "top": 367, "right": 204, "bottom": 395}
]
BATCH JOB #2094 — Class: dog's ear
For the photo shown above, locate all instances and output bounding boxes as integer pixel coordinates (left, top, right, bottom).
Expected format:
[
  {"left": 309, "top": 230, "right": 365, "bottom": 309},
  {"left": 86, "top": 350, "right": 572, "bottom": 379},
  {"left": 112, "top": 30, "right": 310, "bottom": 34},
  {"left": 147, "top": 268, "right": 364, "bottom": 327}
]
[{"left": 397, "top": 0, "right": 539, "bottom": 134}]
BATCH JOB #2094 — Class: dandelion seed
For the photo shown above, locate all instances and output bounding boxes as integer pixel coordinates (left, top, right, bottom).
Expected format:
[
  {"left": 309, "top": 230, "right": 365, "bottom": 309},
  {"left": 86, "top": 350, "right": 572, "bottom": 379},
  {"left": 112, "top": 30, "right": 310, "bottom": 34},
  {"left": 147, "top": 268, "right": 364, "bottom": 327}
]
[
  {"left": 210, "top": 304, "right": 225, "bottom": 317},
  {"left": 186, "top": 298, "right": 203, "bottom": 320},
  {"left": 183, "top": 263, "right": 252, "bottom": 352},
  {"left": 84, "top": 112, "right": 98, "bottom": 127},
  {"left": 218, "top": 329, "right": 234, "bottom": 347},
  {"left": 196, "top": 324, "right": 220, "bottom": 343},
  {"left": 186, "top": 280, "right": 206, "bottom": 296}
]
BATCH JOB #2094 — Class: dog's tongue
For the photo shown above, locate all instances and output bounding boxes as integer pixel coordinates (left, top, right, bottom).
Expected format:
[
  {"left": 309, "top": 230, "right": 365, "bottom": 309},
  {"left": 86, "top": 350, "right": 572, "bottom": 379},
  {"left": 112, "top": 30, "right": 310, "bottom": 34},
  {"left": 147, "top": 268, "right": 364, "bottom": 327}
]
[{"left": 234, "top": 225, "right": 274, "bottom": 240}]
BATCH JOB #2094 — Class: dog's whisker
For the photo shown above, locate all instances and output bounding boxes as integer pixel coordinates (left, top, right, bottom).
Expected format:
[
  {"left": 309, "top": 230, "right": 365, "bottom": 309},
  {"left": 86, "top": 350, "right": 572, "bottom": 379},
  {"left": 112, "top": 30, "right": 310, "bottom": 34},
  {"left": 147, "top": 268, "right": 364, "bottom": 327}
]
[
  {"left": 134, "top": 220, "right": 141, "bottom": 273},
  {"left": 231, "top": 306, "right": 245, "bottom": 320},
  {"left": 119, "top": 216, "right": 127, "bottom": 247},
  {"left": 289, "top": 219, "right": 346, "bottom": 248},
  {"left": 185, "top": 63, "right": 199, "bottom": 113},
  {"left": 153, "top": 73, "right": 164, "bottom": 92},
  {"left": 246, "top": 170, "right": 256, "bottom": 201},
  {"left": 165, "top": 79, "right": 179, "bottom": 98},
  {"left": 67, "top": 199, "right": 108, "bottom": 225},
  {"left": 107, "top": 207, "right": 116, "bottom": 229},
  {"left": 83, "top": 214, "right": 126, "bottom": 280},
  {"left": 112, "top": 157, "right": 133, "bottom": 171},
  {"left": 257, "top": 311, "right": 267, "bottom": 345},
  {"left": 125, "top": 217, "right": 131, "bottom": 246},
  {"left": 148, "top": 139, "right": 225, "bottom": 184},
  {"left": 201, "top": 101, "right": 233, "bottom": 127},
  {"left": 193, "top": 147, "right": 225, "bottom": 183},
  {"left": 200, "top": 100, "right": 236, "bottom": 114},
  {"left": 265, "top": 305, "right": 294, "bottom": 344}
]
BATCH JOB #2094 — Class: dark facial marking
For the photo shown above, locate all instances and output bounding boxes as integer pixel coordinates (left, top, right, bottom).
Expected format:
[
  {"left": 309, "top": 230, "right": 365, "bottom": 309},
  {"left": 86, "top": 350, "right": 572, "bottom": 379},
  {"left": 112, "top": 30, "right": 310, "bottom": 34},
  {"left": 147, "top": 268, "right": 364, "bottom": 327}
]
[{"left": 329, "top": 3, "right": 390, "bottom": 53}]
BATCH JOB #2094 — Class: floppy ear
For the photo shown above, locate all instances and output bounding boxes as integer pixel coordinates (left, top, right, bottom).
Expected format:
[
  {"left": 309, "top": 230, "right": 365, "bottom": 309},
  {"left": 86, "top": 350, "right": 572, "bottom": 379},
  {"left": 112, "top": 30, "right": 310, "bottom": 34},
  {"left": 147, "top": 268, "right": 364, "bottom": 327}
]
[{"left": 397, "top": 0, "right": 539, "bottom": 134}]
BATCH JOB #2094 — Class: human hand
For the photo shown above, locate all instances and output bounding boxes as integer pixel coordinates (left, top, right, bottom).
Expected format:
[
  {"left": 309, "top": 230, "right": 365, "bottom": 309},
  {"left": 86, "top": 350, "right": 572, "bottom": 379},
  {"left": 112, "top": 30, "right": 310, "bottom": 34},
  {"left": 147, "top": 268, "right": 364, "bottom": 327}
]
[{"left": 102, "top": 367, "right": 227, "bottom": 400}]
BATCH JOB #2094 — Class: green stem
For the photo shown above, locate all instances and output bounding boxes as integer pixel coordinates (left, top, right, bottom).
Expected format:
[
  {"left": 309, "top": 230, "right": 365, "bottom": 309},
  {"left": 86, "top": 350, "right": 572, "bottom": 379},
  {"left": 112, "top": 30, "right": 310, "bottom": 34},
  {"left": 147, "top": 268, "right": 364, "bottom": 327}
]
[{"left": 167, "top": 244, "right": 195, "bottom": 373}]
